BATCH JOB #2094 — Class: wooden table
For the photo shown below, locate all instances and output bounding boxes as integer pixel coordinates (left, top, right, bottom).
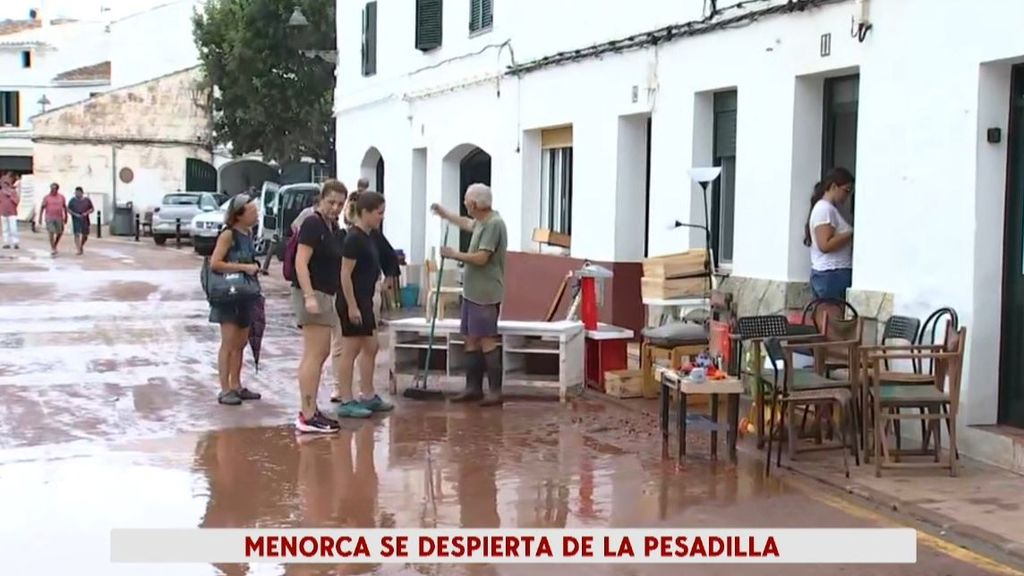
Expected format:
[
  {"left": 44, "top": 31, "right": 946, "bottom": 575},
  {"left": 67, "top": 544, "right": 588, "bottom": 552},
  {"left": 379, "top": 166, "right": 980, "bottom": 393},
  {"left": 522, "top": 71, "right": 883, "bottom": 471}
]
[{"left": 659, "top": 369, "right": 742, "bottom": 461}]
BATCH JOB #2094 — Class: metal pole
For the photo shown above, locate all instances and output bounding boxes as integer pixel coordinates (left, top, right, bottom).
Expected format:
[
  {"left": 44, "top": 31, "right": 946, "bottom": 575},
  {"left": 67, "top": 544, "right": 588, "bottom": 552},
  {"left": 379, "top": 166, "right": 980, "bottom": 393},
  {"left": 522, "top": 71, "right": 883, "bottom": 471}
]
[
  {"left": 111, "top": 146, "right": 118, "bottom": 208},
  {"left": 96, "top": 210, "right": 102, "bottom": 239},
  {"left": 134, "top": 214, "right": 140, "bottom": 242},
  {"left": 175, "top": 219, "right": 182, "bottom": 248}
]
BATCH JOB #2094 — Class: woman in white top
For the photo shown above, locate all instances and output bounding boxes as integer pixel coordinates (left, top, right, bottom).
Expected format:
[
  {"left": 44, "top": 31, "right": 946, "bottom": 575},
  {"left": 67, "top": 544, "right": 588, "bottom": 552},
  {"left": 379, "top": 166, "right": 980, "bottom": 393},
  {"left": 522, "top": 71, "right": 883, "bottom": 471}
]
[{"left": 803, "top": 167, "right": 855, "bottom": 300}]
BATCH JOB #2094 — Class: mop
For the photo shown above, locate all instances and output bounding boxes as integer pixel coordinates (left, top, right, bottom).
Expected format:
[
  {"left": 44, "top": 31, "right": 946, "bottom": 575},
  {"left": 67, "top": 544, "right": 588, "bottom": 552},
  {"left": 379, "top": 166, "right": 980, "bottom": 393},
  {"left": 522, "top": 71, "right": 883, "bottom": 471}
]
[{"left": 402, "top": 223, "right": 451, "bottom": 401}]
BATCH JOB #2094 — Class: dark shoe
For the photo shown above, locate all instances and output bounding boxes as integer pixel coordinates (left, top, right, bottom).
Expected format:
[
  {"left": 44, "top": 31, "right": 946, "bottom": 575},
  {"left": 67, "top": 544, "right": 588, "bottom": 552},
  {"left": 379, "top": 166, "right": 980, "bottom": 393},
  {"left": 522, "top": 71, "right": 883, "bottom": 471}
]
[
  {"left": 238, "top": 387, "right": 261, "bottom": 400},
  {"left": 1, "top": 245, "right": 8, "bottom": 249},
  {"left": 217, "top": 389, "right": 243, "bottom": 406},
  {"left": 480, "top": 394, "right": 504, "bottom": 407},
  {"left": 296, "top": 410, "right": 341, "bottom": 434},
  {"left": 449, "top": 390, "right": 484, "bottom": 403}
]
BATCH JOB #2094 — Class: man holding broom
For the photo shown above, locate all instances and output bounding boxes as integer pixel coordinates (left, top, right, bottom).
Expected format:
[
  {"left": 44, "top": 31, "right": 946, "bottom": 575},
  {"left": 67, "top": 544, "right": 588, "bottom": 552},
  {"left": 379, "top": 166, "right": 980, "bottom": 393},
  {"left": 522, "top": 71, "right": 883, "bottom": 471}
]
[{"left": 431, "top": 183, "right": 507, "bottom": 406}]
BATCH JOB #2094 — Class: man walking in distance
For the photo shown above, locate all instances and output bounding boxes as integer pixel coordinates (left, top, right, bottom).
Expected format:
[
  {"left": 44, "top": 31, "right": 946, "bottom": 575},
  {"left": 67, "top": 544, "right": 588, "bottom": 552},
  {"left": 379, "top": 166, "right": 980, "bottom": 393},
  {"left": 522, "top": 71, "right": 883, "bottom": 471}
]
[
  {"left": 38, "top": 183, "right": 67, "bottom": 256},
  {"left": 0, "top": 172, "right": 19, "bottom": 249},
  {"left": 67, "top": 186, "right": 95, "bottom": 256},
  {"left": 431, "top": 183, "right": 507, "bottom": 406}
]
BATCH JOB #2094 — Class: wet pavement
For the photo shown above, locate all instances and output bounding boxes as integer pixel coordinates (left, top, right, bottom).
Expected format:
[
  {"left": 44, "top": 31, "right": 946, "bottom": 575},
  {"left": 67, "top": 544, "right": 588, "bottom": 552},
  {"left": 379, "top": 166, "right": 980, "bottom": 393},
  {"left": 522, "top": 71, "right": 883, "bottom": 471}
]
[{"left": 0, "top": 234, "right": 1020, "bottom": 575}]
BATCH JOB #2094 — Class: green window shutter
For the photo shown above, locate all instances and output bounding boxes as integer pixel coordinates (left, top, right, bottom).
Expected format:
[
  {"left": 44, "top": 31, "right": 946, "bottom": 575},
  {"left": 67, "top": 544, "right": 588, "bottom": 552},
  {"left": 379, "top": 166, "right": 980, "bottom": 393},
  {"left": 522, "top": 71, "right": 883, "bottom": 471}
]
[
  {"left": 416, "top": 0, "right": 443, "bottom": 51},
  {"left": 713, "top": 91, "right": 737, "bottom": 158},
  {"left": 362, "top": 2, "right": 377, "bottom": 76},
  {"left": 470, "top": 0, "right": 492, "bottom": 32}
]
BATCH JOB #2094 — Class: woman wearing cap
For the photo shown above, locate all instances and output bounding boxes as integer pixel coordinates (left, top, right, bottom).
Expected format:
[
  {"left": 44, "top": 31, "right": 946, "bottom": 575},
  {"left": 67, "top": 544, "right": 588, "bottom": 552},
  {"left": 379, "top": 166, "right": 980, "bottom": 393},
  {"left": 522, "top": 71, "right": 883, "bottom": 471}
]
[{"left": 209, "top": 194, "right": 262, "bottom": 406}]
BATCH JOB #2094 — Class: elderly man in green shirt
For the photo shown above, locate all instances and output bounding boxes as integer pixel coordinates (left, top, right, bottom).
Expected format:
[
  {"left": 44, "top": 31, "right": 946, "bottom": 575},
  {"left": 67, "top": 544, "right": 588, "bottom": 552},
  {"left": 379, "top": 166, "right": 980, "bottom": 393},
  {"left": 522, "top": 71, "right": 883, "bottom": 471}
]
[{"left": 431, "top": 183, "right": 508, "bottom": 406}]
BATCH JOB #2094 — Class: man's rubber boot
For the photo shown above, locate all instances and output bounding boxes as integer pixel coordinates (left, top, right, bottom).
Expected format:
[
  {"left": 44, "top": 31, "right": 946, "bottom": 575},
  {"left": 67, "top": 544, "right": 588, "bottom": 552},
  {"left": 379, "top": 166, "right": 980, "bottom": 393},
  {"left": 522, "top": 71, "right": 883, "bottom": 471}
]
[
  {"left": 479, "top": 349, "right": 504, "bottom": 407},
  {"left": 450, "top": 350, "right": 485, "bottom": 403}
]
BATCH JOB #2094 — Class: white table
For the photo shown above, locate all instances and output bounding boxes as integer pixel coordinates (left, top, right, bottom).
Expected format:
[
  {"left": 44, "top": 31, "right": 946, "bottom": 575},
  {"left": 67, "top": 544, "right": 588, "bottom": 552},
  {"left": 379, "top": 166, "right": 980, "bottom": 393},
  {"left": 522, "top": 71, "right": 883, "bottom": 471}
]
[{"left": 386, "top": 317, "right": 585, "bottom": 401}]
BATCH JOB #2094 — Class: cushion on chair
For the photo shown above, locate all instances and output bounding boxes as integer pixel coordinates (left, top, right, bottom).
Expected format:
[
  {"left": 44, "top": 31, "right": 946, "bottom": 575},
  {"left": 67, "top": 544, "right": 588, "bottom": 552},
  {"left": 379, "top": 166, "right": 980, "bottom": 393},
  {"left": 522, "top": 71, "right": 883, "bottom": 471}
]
[
  {"left": 878, "top": 385, "right": 949, "bottom": 405},
  {"left": 760, "top": 368, "right": 844, "bottom": 391},
  {"left": 642, "top": 321, "right": 709, "bottom": 347}
]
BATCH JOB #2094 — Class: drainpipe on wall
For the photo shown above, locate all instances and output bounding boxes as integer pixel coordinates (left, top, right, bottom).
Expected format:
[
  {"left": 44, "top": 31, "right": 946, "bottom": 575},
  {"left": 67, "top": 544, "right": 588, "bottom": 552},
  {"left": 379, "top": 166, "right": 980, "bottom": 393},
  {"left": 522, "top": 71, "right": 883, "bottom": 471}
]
[{"left": 111, "top": 145, "right": 117, "bottom": 221}]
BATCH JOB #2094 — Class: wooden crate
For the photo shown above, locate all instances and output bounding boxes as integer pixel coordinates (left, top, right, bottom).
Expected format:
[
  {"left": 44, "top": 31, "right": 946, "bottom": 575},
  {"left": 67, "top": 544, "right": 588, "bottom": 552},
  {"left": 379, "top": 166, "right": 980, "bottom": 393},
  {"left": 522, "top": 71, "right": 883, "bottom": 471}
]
[
  {"left": 604, "top": 369, "right": 643, "bottom": 398},
  {"left": 642, "top": 250, "right": 708, "bottom": 279},
  {"left": 533, "top": 227, "right": 571, "bottom": 249},
  {"left": 640, "top": 276, "right": 708, "bottom": 300}
]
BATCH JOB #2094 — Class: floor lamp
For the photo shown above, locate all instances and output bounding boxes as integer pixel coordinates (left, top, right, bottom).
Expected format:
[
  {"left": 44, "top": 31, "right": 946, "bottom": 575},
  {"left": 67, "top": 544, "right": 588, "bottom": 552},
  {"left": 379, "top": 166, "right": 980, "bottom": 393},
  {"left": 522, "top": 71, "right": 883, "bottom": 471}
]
[{"left": 667, "top": 167, "right": 722, "bottom": 293}]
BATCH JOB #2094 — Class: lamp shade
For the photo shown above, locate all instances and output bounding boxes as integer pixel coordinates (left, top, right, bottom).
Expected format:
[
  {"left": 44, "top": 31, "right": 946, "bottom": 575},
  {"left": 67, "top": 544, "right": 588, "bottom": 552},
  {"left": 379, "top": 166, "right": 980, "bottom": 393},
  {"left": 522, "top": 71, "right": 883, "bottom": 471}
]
[
  {"left": 688, "top": 166, "right": 722, "bottom": 184},
  {"left": 288, "top": 7, "right": 310, "bottom": 27}
]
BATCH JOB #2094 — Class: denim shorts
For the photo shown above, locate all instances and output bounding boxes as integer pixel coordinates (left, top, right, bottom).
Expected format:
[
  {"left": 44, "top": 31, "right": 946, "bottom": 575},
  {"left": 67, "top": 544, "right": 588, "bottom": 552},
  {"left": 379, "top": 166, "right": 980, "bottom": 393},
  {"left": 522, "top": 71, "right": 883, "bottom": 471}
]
[{"left": 810, "top": 268, "right": 852, "bottom": 301}]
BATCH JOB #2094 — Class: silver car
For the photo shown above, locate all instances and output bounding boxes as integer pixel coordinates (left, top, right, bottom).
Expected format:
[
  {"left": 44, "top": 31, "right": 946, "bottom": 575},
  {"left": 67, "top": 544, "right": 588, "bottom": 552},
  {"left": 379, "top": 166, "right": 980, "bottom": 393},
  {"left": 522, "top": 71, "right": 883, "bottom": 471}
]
[{"left": 151, "top": 192, "right": 227, "bottom": 245}]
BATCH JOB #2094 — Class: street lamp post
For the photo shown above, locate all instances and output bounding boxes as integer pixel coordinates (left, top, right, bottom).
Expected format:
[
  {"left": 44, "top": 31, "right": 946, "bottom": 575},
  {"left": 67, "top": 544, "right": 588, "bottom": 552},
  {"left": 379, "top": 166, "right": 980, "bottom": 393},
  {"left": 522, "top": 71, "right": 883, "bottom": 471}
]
[{"left": 288, "top": 6, "right": 338, "bottom": 64}]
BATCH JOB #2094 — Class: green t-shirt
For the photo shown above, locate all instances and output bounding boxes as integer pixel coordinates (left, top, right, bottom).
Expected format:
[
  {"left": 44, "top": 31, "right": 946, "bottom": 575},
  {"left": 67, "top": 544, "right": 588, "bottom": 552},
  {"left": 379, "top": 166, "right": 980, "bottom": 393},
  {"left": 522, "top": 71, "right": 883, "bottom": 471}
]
[{"left": 463, "top": 211, "right": 507, "bottom": 305}]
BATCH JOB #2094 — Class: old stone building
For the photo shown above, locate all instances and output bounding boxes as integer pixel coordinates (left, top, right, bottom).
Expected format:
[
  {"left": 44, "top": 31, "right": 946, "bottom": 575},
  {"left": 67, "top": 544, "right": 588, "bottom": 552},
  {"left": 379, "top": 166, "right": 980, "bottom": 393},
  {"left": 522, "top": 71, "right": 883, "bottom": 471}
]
[{"left": 31, "top": 66, "right": 213, "bottom": 219}]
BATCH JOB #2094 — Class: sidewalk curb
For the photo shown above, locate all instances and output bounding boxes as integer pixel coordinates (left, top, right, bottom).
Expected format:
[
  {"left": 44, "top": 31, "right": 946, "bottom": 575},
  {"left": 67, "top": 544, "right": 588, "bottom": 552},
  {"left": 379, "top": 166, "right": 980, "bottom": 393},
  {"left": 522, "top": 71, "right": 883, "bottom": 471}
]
[
  {"left": 781, "top": 462, "right": 1024, "bottom": 568},
  {"left": 586, "top": 387, "right": 1024, "bottom": 569}
]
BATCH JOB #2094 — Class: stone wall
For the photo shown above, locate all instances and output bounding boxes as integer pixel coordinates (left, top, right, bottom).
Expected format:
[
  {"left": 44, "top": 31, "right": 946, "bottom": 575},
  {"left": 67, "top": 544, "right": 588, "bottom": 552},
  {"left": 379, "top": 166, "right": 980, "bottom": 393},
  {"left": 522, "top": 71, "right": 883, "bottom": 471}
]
[
  {"left": 33, "top": 67, "right": 211, "bottom": 144},
  {"left": 718, "top": 276, "right": 814, "bottom": 318},
  {"left": 719, "top": 277, "right": 893, "bottom": 345},
  {"left": 31, "top": 67, "right": 213, "bottom": 217}
]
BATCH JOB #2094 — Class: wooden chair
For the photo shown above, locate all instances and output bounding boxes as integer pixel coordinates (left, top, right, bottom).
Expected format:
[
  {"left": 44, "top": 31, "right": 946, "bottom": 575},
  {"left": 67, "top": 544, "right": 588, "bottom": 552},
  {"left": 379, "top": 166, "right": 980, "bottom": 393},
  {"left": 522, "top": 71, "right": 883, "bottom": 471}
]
[
  {"left": 763, "top": 336, "right": 858, "bottom": 478},
  {"left": 864, "top": 323, "right": 966, "bottom": 477},
  {"left": 797, "top": 315, "right": 864, "bottom": 443},
  {"left": 857, "top": 315, "right": 925, "bottom": 453},
  {"left": 792, "top": 298, "right": 859, "bottom": 368},
  {"left": 859, "top": 310, "right": 959, "bottom": 460},
  {"left": 423, "top": 250, "right": 461, "bottom": 319}
]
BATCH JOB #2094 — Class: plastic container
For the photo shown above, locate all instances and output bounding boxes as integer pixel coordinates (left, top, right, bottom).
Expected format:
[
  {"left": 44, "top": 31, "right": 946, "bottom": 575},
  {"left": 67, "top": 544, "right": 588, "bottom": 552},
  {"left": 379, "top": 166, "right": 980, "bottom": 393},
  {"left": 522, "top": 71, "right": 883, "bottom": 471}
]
[{"left": 400, "top": 285, "right": 420, "bottom": 308}]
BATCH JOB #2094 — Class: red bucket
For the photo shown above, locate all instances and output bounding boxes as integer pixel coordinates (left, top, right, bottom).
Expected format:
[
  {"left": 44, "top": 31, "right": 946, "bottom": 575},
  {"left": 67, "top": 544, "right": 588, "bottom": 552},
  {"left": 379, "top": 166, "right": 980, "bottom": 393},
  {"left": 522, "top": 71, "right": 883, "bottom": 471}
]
[{"left": 580, "top": 277, "right": 598, "bottom": 330}]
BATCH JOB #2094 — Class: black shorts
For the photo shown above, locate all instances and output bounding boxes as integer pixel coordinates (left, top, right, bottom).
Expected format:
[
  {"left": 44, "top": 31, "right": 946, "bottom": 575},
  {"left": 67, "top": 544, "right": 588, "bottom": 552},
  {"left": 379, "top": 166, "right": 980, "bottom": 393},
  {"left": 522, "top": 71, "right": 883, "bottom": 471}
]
[
  {"left": 72, "top": 217, "right": 90, "bottom": 236},
  {"left": 336, "top": 294, "right": 376, "bottom": 337},
  {"left": 209, "top": 302, "right": 253, "bottom": 328}
]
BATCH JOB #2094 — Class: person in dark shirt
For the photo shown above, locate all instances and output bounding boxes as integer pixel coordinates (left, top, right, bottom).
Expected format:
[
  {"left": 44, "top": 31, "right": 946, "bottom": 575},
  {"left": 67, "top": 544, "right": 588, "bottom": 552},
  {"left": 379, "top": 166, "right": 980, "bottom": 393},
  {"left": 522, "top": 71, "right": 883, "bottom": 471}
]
[
  {"left": 291, "top": 179, "right": 348, "bottom": 434},
  {"left": 67, "top": 186, "right": 95, "bottom": 256},
  {"left": 335, "top": 190, "right": 389, "bottom": 419}
]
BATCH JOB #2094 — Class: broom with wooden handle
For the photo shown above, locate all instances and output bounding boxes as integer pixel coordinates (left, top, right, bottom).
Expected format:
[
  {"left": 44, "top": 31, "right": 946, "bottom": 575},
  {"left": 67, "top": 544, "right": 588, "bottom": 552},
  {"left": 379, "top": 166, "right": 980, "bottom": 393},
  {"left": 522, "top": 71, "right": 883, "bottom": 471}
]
[{"left": 403, "top": 223, "right": 451, "bottom": 401}]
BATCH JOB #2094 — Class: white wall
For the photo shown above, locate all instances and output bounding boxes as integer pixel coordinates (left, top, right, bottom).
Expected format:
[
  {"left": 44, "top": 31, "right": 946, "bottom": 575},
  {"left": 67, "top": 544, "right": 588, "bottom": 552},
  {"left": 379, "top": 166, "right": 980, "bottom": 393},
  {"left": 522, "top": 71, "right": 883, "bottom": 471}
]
[
  {"left": 109, "top": 0, "right": 201, "bottom": 90},
  {"left": 338, "top": 0, "right": 1024, "bottom": 432},
  {"left": 0, "top": 20, "right": 110, "bottom": 155}
]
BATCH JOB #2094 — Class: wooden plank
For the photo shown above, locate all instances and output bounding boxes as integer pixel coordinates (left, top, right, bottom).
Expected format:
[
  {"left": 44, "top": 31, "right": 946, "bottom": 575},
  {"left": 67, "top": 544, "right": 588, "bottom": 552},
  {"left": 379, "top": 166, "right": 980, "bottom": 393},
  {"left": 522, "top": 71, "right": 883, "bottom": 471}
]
[
  {"left": 643, "top": 250, "right": 708, "bottom": 279},
  {"left": 640, "top": 276, "right": 708, "bottom": 300}
]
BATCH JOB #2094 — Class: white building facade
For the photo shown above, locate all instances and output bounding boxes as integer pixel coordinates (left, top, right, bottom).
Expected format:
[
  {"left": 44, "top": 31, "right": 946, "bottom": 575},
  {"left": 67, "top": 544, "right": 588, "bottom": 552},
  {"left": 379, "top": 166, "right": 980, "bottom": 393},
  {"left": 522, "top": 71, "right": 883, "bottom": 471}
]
[
  {"left": 336, "top": 0, "right": 1024, "bottom": 470},
  {"left": 0, "top": 16, "right": 110, "bottom": 175},
  {"left": 109, "top": 0, "right": 202, "bottom": 90}
]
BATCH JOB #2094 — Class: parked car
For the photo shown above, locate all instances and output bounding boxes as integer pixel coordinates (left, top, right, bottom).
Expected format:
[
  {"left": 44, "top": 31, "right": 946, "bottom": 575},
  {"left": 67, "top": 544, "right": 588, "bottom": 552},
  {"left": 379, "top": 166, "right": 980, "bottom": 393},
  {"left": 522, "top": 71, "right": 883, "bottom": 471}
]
[
  {"left": 152, "top": 192, "right": 227, "bottom": 245},
  {"left": 190, "top": 182, "right": 279, "bottom": 256},
  {"left": 272, "top": 183, "right": 321, "bottom": 261}
]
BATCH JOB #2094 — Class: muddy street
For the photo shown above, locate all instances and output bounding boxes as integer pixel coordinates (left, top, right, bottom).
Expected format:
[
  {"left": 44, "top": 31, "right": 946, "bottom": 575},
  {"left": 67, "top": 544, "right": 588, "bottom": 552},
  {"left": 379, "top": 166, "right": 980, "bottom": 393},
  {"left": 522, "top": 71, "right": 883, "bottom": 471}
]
[{"left": 0, "top": 236, "right": 1017, "bottom": 575}]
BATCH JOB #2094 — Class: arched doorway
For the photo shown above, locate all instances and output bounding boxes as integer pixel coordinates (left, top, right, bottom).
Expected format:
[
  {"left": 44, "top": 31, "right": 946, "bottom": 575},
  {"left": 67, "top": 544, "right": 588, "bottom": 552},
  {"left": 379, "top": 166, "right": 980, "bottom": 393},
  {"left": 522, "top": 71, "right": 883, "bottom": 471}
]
[
  {"left": 457, "top": 148, "right": 491, "bottom": 250},
  {"left": 375, "top": 156, "right": 385, "bottom": 193},
  {"left": 217, "top": 158, "right": 278, "bottom": 196},
  {"left": 441, "top": 144, "right": 492, "bottom": 251},
  {"left": 360, "top": 147, "right": 384, "bottom": 192}
]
